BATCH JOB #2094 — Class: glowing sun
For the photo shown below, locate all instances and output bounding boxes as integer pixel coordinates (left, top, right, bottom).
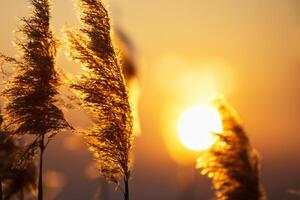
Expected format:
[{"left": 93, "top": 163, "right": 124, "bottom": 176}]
[{"left": 177, "top": 105, "right": 223, "bottom": 151}]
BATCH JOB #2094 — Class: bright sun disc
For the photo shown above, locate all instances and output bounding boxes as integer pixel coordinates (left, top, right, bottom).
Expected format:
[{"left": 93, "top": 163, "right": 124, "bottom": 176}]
[{"left": 177, "top": 105, "right": 223, "bottom": 151}]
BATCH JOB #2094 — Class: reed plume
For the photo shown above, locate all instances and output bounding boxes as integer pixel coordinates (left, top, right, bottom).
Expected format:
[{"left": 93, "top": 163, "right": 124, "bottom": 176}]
[
  {"left": 66, "top": 1, "right": 133, "bottom": 199},
  {"left": 0, "top": 0, "right": 71, "bottom": 199},
  {"left": 197, "top": 98, "right": 265, "bottom": 200}
]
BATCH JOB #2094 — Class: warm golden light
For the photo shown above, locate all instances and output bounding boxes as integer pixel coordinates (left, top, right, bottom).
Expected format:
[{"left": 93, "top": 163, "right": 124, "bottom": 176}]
[{"left": 177, "top": 105, "right": 223, "bottom": 151}]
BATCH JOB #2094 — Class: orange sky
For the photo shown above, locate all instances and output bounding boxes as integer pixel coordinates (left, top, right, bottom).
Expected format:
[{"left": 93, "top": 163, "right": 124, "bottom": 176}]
[{"left": 1, "top": 0, "right": 300, "bottom": 199}]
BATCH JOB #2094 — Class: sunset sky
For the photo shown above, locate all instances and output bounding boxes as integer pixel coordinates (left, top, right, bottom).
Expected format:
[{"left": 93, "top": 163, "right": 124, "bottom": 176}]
[{"left": 1, "top": 0, "right": 300, "bottom": 199}]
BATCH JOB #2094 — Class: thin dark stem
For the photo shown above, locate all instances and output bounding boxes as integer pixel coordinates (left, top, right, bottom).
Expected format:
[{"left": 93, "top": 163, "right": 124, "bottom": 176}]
[
  {"left": 0, "top": 177, "right": 3, "bottom": 200},
  {"left": 37, "top": 134, "right": 45, "bottom": 200},
  {"left": 124, "top": 176, "right": 129, "bottom": 200}
]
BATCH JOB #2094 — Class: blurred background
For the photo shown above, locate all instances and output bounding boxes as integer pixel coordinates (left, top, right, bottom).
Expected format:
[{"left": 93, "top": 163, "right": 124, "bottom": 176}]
[{"left": 0, "top": 0, "right": 300, "bottom": 199}]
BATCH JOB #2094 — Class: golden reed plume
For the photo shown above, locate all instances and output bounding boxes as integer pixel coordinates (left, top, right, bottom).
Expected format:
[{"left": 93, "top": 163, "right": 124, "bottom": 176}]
[
  {"left": 197, "top": 98, "right": 265, "bottom": 200},
  {"left": 66, "top": 0, "right": 133, "bottom": 199},
  {"left": 0, "top": 0, "right": 71, "bottom": 199}
]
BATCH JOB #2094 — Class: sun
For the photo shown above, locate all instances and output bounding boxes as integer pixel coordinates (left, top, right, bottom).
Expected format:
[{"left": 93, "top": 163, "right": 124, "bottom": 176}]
[{"left": 177, "top": 105, "right": 223, "bottom": 151}]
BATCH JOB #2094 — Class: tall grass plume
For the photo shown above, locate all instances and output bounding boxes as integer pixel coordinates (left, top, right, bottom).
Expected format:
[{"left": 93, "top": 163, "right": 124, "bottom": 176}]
[
  {"left": 0, "top": 0, "right": 71, "bottom": 199},
  {"left": 197, "top": 98, "right": 265, "bottom": 200},
  {"left": 66, "top": 0, "right": 134, "bottom": 199}
]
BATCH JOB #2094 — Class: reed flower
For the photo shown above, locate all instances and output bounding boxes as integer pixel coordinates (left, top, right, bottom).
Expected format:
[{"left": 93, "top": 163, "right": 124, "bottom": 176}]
[
  {"left": 0, "top": 1, "right": 71, "bottom": 199},
  {"left": 66, "top": 1, "right": 133, "bottom": 199},
  {"left": 197, "top": 98, "right": 265, "bottom": 200}
]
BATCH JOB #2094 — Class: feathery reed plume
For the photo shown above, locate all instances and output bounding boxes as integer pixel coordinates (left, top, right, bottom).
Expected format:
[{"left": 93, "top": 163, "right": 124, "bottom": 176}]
[
  {"left": 0, "top": 0, "right": 71, "bottom": 199},
  {"left": 0, "top": 114, "right": 37, "bottom": 200},
  {"left": 66, "top": 1, "right": 134, "bottom": 199},
  {"left": 197, "top": 98, "right": 265, "bottom": 200}
]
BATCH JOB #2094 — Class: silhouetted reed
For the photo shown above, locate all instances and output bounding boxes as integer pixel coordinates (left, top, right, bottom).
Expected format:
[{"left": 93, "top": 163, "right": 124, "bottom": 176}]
[
  {"left": 0, "top": 0, "right": 71, "bottom": 199},
  {"left": 197, "top": 98, "right": 265, "bottom": 200},
  {"left": 66, "top": 1, "right": 134, "bottom": 200}
]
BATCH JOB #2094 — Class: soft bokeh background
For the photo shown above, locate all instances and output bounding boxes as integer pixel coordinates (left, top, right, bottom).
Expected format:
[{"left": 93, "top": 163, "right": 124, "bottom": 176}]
[{"left": 1, "top": 0, "right": 300, "bottom": 199}]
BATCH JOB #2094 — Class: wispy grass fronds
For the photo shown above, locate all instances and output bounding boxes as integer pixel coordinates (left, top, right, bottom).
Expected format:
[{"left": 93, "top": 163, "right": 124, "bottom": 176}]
[
  {"left": 66, "top": 0, "right": 133, "bottom": 199},
  {"left": 0, "top": 0, "right": 71, "bottom": 199},
  {"left": 197, "top": 98, "right": 265, "bottom": 200},
  {"left": 2, "top": 0, "right": 71, "bottom": 138}
]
